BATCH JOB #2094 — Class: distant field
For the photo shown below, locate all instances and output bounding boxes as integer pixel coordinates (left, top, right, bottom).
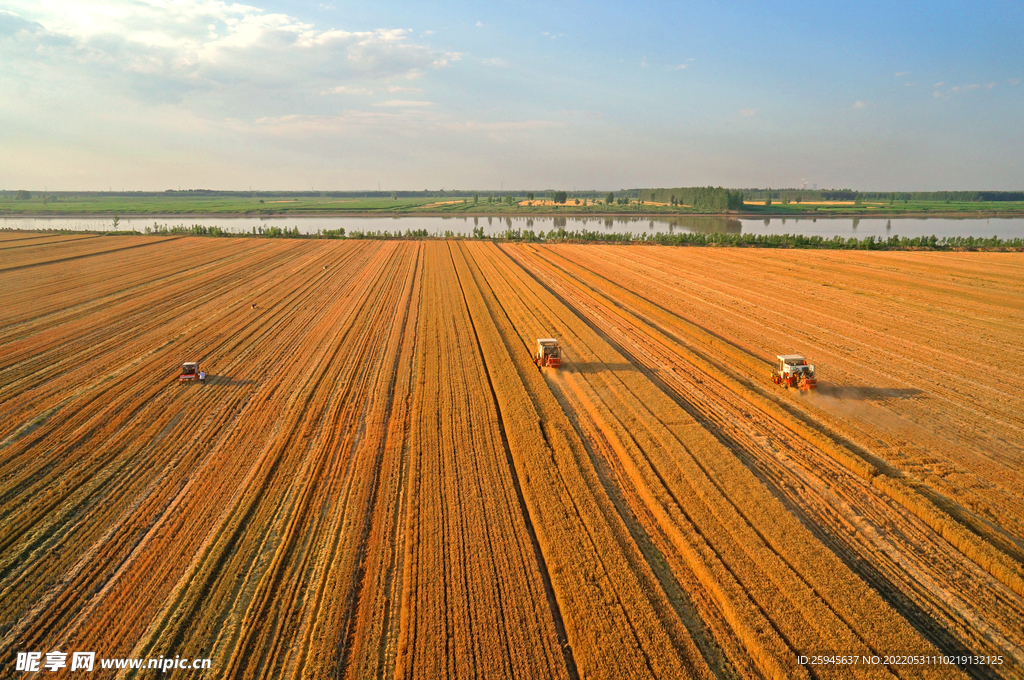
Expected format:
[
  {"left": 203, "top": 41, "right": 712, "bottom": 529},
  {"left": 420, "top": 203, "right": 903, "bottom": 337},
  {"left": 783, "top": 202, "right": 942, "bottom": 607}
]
[
  {"left": 3, "top": 193, "right": 1023, "bottom": 217},
  {"left": 0, "top": 195, "right": 441, "bottom": 215},
  {"left": 743, "top": 198, "right": 1024, "bottom": 216},
  {"left": 2, "top": 235, "right": 1022, "bottom": 678}
]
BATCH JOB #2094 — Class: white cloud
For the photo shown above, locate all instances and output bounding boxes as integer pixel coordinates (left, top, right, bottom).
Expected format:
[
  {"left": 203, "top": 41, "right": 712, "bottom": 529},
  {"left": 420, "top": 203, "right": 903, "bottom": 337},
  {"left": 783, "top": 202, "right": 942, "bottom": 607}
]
[
  {"left": 0, "top": 0, "right": 456, "bottom": 110},
  {"left": 243, "top": 109, "right": 437, "bottom": 138},
  {"left": 934, "top": 81, "right": 945, "bottom": 87},
  {"left": 386, "top": 85, "right": 422, "bottom": 93},
  {"left": 894, "top": 71, "right": 910, "bottom": 77},
  {"left": 325, "top": 85, "right": 373, "bottom": 95},
  {"left": 449, "top": 120, "right": 563, "bottom": 132},
  {"left": 374, "top": 100, "right": 433, "bottom": 107},
  {"left": 475, "top": 21, "right": 483, "bottom": 27},
  {"left": 671, "top": 64, "right": 688, "bottom": 70},
  {"left": 1010, "top": 78, "right": 1021, "bottom": 86},
  {"left": 937, "top": 82, "right": 1000, "bottom": 97},
  {"left": 738, "top": 108, "right": 759, "bottom": 117},
  {"left": 853, "top": 100, "right": 866, "bottom": 109},
  {"left": 933, "top": 90, "right": 942, "bottom": 98},
  {"left": 481, "top": 57, "right": 508, "bottom": 67}
]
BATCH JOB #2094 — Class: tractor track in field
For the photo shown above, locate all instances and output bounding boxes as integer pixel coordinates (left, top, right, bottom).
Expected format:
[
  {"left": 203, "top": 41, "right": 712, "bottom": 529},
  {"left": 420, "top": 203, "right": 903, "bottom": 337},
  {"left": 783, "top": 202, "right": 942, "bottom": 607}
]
[
  {"left": 330, "top": 244, "right": 422, "bottom": 680},
  {"left": 471, "top": 242, "right": 942, "bottom": 680},
  {"left": 558, "top": 245, "right": 1024, "bottom": 582},
  {"left": 3, "top": 235, "right": 1020, "bottom": 680},
  {"left": 506, "top": 243, "right": 1024, "bottom": 676},
  {"left": 456, "top": 241, "right": 714, "bottom": 680},
  {"left": 465, "top": 242, "right": 752, "bottom": 677},
  {"left": 447, "top": 242, "right": 581, "bottom": 680},
  {"left": 92, "top": 241, "right": 417, "bottom": 671},
  {"left": 0, "top": 237, "right": 261, "bottom": 334},
  {"left": 565, "top": 246, "right": 1024, "bottom": 546},
  {"left": 0, "top": 241, "right": 310, "bottom": 430},
  {"left": 0, "top": 236, "right": 182, "bottom": 274},
  {"left": 0, "top": 233, "right": 99, "bottom": 250},
  {"left": 0, "top": 241, "right": 376, "bottom": 655}
]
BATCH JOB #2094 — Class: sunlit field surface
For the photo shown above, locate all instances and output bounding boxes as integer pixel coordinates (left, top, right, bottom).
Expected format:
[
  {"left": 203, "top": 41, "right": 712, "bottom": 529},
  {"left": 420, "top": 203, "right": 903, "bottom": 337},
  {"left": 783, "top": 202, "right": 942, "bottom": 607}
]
[{"left": 1, "top": 235, "right": 1022, "bottom": 678}]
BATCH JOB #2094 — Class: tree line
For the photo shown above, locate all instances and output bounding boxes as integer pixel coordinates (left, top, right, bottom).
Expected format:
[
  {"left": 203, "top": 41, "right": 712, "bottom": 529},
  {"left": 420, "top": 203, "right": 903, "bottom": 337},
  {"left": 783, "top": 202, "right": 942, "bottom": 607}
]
[
  {"left": 743, "top": 189, "right": 1024, "bottom": 203},
  {"left": 644, "top": 187, "right": 745, "bottom": 211}
]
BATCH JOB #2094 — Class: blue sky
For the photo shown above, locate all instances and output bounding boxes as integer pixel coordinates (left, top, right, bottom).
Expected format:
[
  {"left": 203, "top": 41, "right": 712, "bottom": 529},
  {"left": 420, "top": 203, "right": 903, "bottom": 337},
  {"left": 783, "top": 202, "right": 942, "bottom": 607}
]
[{"left": 1, "top": 0, "right": 1021, "bottom": 190}]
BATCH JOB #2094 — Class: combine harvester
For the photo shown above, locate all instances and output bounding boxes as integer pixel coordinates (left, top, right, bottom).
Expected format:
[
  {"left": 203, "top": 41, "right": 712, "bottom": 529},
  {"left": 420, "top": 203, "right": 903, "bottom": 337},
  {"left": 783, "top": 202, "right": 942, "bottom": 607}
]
[
  {"left": 178, "top": 361, "right": 201, "bottom": 384},
  {"left": 771, "top": 354, "right": 818, "bottom": 390},
  {"left": 534, "top": 338, "right": 561, "bottom": 369}
]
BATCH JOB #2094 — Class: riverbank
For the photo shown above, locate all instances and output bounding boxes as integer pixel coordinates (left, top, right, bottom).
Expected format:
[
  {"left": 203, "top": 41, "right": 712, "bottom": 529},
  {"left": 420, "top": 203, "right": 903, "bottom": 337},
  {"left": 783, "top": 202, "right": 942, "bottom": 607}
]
[
  {"left": 3, "top": 191, "right": 1024, "bottom": 220},
  {"left": 5, "top": 209, "right": 1024, "bottom": 219},
  {"left": 3, "top": 227, "right": 1022, "bottom": 251}
]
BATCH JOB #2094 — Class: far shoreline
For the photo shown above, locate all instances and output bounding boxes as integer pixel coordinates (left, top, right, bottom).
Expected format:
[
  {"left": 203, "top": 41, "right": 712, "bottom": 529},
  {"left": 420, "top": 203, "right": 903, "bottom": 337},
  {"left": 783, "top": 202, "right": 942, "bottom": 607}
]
[{"left": 4, "top": 210, "right": 1024, "bottom": 220}]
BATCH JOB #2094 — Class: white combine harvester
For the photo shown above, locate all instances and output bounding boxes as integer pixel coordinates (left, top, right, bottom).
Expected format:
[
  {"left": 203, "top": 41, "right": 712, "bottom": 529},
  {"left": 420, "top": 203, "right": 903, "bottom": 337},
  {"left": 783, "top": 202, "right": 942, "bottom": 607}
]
[
  {"left": 771, "top": 354, "right": 818, "bottom": 390},
  {"left": 534, "top": 338, "right": 561, "bottom": 369},
  {"left": 178, "top": 361, "right": 200, "bottom": 384}
]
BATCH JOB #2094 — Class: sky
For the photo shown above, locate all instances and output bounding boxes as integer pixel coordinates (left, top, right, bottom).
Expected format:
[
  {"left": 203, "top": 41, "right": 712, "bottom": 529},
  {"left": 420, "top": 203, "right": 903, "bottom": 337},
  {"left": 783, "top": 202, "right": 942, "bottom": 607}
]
[{"left": 1, "top": 0, "right": 1021, "bottom": 191}]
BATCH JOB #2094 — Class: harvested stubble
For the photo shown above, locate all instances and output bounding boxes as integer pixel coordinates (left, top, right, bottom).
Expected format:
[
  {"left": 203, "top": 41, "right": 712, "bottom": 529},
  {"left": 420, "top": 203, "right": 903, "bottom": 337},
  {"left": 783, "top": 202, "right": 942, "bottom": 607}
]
[
  {"left": 504, "top": 242, "right": 1024, "bottom": 675},
  {"left": 2, "top": 235, "right": 1019, "bottom": 679}
]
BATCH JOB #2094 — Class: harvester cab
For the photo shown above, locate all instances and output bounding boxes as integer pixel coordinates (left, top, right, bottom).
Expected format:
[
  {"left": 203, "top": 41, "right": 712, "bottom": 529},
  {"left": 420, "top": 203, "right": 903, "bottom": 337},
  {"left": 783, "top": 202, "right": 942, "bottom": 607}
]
[
  {"left": 534, "top": 339, "right": 561, "bottom": 369},
  {"left": 772, "top": 355, "right": 817, "bottom": 390},
  {"left": 179, "top": 361, "right": 200, "bottom": 383}
]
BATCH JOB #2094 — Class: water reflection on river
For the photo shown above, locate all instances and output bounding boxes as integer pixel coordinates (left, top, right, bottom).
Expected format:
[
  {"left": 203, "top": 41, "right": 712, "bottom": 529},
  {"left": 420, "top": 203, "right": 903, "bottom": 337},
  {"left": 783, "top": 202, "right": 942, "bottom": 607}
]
[{"left": 2, "top": 215, "right": 1022, "bottom": 239}]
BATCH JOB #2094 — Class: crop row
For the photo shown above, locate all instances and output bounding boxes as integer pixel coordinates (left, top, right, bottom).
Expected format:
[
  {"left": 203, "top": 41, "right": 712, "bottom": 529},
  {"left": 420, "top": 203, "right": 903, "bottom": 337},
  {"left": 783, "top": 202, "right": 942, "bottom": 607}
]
[
  {"left": 506, "top": 243, "right": 1024, "bottom": 674},
  {"left": 473, "top": 242, "right": 959, "bottom": 678},
  {"left": 2, "top": 236, "right": 1018, "bottom": 679}
]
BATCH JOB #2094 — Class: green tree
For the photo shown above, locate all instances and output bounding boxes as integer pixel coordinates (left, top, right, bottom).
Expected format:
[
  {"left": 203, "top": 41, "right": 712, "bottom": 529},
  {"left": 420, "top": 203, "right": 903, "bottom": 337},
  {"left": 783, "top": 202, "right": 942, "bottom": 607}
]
[
  {"left": 391, "top": 191, "right": 398, "bottom": 200},
  {"left": 112, "top": 213, "right": 120, "bottom": 230},
  {"left": 15, "top": 190, "right": 31, "bottom": 200},
  {"left": 605, "top": 191, "right": 614, "bottom": 205},
  {"left": 764, "top": 195, "right": 772, "bottom": 206},
  {"left": 553, "top": 190, "right": 568, "bottom": 204},
  {"left": 474, "top": 192, "right": 480, "bottom": 204},
  {"left": 527, "top": 192, "right": 535, "bottom": 201}
]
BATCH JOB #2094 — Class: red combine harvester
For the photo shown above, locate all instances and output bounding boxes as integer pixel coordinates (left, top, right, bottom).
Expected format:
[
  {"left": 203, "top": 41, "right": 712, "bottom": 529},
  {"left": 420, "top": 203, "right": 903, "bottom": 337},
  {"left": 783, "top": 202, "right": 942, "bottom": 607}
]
[
  {"left": 534, "top": 339, "right": 561, "bottom": 369},
  {"left": 771, "top": 354, "right": 817, "bottom": 390},
  {"left": 179, "top": 361, "right": 200, "bottom": 384}
]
